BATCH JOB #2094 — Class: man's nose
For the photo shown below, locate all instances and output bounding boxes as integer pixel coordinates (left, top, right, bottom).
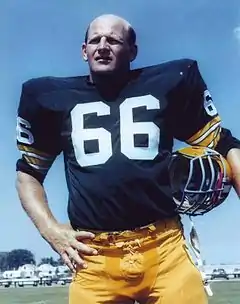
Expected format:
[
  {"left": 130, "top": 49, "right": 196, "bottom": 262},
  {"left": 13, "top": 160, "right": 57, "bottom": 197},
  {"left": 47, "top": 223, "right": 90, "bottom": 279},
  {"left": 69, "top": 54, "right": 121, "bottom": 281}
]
[{"left": 98, "top": 37, "right": 110, "bottom": 52}]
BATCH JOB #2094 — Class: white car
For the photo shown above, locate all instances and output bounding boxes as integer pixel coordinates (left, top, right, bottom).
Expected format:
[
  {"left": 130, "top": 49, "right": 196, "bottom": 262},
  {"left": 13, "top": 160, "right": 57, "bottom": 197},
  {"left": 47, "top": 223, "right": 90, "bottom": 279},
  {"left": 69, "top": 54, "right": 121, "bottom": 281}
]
[{"left": 233, "top": 268, "right": 240, "bottom": 278}]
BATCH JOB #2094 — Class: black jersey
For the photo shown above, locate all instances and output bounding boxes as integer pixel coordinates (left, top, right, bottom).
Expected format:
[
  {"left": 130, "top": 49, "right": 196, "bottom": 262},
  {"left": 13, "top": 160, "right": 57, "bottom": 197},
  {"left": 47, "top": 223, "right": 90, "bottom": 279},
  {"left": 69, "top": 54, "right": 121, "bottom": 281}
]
[{"left": 16, "top": 59, "right": 223, "bottom": 231}]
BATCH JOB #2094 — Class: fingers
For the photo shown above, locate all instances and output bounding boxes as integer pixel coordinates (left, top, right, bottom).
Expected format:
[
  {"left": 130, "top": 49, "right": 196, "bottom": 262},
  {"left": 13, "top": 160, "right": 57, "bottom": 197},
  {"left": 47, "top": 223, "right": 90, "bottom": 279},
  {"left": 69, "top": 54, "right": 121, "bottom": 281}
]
[
  {"left": 66, "top": 247, "right": 87, "bottom": 269},
  {"left": 50, "top": 227, "right": 98, "bottom": 272},
  {"left": 61, "top": 252, "right": 77, "bottom": 273},
  {"left": 75, "top": 230, "right": 95, "bottom": 240},
  {"left": 71, "top": 239, "right": 98, "bottom": 256},
  {"left": 61, "top": 241, "right": 98, "bottom": 272}
]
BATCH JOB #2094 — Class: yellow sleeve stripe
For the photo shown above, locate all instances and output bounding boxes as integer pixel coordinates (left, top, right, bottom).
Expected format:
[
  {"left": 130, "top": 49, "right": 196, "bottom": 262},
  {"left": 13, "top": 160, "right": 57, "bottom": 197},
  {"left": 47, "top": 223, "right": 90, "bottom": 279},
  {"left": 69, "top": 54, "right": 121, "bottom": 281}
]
[
  {"left": 206, "top": 127, "right": 221, "bottom": 149},
  {"left": 23, "top": 161, "right": 49, "bottom": 172},
  {"left": 17, "top": 144, "right": 55, "bottom": 172},
  {"left": 186, "top": 116, "right": 221, "bottom": 146},
  {"left": 22, "top": 155, "right": 53, "bottom": 172},
  {"left": 17, "top": 144, "right": 55, "bottom": 160},
  {"left": 23, "top": 155, "right": 52, "bottom": 166}
]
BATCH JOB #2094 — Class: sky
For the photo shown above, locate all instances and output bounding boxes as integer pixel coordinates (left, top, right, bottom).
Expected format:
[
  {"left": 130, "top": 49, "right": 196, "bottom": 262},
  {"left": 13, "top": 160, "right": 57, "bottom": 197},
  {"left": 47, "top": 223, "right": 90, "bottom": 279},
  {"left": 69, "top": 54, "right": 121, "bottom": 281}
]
[{"left": 1, "top": 0, "right": 240, "bottom": 264}]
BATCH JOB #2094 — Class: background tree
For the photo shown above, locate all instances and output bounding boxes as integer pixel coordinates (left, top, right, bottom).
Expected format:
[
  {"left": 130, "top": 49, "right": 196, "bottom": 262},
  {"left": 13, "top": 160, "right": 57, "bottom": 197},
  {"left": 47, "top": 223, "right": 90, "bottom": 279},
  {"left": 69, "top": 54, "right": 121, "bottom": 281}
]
[
  {"left": 6, "top": 249, "right": 35, "bottom": 269},
  {"left": 38, "top": 257, "right": 58, "bottom": 266},
  {"left": 0, "top": 252, "right": 9, "bottom": 271},
  {"left": 57, "top": 257, "right": 65, "bottom": 266}
]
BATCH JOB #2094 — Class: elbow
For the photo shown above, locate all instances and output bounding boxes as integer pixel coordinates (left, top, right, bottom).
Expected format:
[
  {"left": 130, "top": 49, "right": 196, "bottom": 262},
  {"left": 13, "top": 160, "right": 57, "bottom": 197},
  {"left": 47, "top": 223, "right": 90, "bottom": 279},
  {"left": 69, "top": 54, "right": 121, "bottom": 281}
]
[
  {"left": 226, "top": 148, "right": 240, "bottom": 176},
  {"left": 215, "top": 128, "right": 240, "bottom": 158},
  {"left": 16, "top": 170, "right": 42, "bottom": 186},
  {"left": 15, "top": 170, "right": 42, "bottom": 197},
  {"left": 226, "top": 148, "right": 240, "bottom": 197},
  {"left": 16, "top": 171, "right": 30, "bottom": 191},
  {"left": 15, "top": 171, "right": 29, "bottom": 208},
  {"left": 16, "top": 170, "right": 24, "bottom": 194},
  {"left": 214, "top": 128, "right": 240, "bottom": 196}
]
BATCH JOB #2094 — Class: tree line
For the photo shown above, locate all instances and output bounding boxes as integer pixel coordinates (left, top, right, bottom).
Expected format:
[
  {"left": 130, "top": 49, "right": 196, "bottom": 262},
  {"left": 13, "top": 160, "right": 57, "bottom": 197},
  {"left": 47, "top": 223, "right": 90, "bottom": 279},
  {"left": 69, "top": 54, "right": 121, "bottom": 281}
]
[{"left": 0, "top": 249, "right": 64, "bottom": 271}]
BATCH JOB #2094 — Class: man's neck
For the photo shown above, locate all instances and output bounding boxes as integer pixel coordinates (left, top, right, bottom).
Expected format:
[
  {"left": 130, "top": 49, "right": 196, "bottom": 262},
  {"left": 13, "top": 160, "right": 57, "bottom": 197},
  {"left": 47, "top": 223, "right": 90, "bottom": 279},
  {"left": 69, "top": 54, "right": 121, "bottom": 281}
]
[{"left": 89, "top": 70, "right": 131, "bottom": 100}]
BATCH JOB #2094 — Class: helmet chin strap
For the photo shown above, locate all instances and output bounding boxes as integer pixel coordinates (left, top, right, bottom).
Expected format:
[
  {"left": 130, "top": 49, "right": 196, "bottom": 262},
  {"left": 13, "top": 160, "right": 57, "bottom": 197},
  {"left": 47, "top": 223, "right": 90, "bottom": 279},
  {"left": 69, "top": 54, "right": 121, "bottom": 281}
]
[{"left": 189, "top": 216, "right": 213, "bottom": 297}]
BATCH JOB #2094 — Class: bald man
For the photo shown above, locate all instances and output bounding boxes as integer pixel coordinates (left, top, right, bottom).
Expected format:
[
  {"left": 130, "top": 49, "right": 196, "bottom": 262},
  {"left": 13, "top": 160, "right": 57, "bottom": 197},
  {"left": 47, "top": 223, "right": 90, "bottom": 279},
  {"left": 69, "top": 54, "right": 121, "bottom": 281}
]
[{"left": 15, "top": 13, "right": 240, "bottom": 304}]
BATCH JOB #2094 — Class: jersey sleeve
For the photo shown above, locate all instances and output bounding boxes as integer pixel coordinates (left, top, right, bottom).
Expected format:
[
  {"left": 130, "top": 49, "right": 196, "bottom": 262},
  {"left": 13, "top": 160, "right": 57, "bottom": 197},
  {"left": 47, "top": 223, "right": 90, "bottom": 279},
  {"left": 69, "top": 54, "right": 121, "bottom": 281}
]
[
  {"left": 215, "top": 127, "right": 240, "bottom": 157},
  {"left": 168, "top": 60, "right": 222, "bottom": 149},
  {"left": 16, "top": 79, "right": 62, "bottom": 183}
]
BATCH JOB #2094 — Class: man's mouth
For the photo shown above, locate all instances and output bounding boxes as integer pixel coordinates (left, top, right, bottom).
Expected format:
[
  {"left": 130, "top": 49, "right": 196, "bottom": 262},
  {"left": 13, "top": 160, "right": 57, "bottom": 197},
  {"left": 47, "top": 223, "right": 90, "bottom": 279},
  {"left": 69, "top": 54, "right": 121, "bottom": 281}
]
[{"left": 95, "top": 57, "right": 112, "bottom": 63}]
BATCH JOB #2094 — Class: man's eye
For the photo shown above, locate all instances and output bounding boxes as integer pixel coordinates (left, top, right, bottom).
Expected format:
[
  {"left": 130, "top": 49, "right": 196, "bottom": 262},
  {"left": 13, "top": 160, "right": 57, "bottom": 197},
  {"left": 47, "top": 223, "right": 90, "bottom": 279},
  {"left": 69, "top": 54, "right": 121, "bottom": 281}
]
[
  {"left": 108, "top": 38, "right": 121, "bottom": 44},
  {"left": 89, "top": 38, "right": 100, "bottom": 44}
]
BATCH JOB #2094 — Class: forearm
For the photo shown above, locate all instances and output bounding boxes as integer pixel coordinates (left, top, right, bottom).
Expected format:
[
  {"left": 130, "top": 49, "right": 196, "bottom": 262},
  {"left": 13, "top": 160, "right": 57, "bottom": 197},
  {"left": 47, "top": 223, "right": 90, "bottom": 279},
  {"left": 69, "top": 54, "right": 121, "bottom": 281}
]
[
  {"left": 226, "top": 148, "right": 240, "bottom": 197},
  {"left": 16, "top": 171, "right": 58, "bottom": 237}
]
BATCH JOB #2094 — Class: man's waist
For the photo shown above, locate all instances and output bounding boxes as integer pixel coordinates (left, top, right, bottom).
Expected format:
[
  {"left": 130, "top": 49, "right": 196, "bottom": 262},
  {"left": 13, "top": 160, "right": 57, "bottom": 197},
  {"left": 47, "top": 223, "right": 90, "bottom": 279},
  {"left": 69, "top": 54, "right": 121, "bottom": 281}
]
[{"left": 74, "top": 215, "right": 182, "bottom": 244}]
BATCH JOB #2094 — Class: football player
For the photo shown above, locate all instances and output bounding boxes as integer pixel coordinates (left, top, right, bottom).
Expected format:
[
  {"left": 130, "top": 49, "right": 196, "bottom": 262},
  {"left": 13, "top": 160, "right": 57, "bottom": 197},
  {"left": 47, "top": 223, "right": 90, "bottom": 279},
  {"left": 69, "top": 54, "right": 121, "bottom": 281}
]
[{"left": 15, "top": 14, "right": 240, "bottom": 304}]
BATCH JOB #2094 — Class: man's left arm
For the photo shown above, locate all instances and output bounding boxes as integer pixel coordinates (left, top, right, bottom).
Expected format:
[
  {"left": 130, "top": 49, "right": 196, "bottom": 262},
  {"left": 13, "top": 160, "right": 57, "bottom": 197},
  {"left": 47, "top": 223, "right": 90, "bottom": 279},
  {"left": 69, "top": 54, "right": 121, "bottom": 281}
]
[
  {"left": 227, "top": 149, "right": 240, "bottom": 196},
  {"left": 186, "top": 125, "right": 240, "bottom": 198},
  {"left": 215, "top": 127, "right": 240, "bottom": 196},
  {"left": 169, "top": 60, "right": 240, "bottom": 197}
]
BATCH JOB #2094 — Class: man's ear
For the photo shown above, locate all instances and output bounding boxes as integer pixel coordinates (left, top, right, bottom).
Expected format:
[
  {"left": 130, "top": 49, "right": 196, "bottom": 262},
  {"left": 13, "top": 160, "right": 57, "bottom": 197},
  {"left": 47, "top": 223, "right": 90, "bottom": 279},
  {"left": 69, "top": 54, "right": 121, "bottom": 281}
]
[
  {"left": 82, "top": 43, "right": 88, "bottom": 61},
  {"left": 130, "top": 44, "right": 138, "bottom": 62}
]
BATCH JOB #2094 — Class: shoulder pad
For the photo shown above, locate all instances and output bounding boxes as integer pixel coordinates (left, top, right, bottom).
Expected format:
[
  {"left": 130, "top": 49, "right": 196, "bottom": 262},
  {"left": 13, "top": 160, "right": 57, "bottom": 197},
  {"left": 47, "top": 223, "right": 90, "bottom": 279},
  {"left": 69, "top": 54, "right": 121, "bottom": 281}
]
[
  {"left": 139, "top": 58, "right": 197, "bottom": 76},
  {"left": 22, "top": 75, "right": 86, "bottom": 96}
]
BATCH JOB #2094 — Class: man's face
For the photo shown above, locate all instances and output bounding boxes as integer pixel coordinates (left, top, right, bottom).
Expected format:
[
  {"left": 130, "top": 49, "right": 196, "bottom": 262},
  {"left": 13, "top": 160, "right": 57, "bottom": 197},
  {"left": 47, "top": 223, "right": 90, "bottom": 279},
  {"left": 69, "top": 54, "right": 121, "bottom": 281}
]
[{"left": 82, "top": 18, "right": 135, "bottom": 76}]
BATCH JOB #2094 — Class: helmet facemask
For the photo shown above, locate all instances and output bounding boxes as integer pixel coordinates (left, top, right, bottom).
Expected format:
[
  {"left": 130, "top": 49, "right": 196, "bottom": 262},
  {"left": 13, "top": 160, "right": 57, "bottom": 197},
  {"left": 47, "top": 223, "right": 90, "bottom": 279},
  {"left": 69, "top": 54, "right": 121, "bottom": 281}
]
[{"left": 169, "top": 147, "right": 232, "bottom": 216}]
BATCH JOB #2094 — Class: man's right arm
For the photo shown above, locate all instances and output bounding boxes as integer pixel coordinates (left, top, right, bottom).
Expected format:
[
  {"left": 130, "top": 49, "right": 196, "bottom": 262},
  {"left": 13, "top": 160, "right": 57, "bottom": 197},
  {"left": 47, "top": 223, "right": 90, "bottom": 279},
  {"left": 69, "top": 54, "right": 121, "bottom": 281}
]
[
  {"left": 16, "top": 170, "right": 97, "bottom": 272},
  {"left": 15, "top": 79, "right": 97, "bottom": 272},
  {"left": 16, "top": 171, "right": 58, "bottom": 239}
]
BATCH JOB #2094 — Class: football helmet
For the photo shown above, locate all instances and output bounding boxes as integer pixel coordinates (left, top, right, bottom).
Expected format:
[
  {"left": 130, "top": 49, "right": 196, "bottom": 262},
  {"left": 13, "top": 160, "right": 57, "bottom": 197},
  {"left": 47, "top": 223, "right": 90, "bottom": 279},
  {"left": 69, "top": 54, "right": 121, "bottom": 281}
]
[{"left": 168, "top": 146, "right": 232, "bottom": 216}]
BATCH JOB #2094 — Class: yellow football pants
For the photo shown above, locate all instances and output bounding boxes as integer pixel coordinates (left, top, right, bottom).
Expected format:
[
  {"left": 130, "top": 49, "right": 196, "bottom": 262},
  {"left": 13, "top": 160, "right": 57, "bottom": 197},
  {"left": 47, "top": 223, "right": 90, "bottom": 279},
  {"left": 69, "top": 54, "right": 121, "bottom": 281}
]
[{"left": 69, "top": 217, "right": 208, "bottom": 304}]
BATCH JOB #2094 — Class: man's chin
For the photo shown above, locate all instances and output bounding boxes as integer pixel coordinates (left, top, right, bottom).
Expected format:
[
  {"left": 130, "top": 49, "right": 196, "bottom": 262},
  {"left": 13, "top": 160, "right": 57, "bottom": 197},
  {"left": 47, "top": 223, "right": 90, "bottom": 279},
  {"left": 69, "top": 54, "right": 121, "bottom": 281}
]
[{"left": 92, "top": 66, "right": 116, "bottom": 75}]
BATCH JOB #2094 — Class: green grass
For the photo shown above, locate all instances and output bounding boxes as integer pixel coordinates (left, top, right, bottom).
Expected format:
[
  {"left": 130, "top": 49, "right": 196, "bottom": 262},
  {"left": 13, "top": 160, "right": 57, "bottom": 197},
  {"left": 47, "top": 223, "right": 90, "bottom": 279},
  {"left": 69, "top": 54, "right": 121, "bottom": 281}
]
[
  {"left": 209, "top": 281, "right": 240, "bottom": 304},
  {"left": 0, "top": 281, "right": 240, "bottom": 304},
  {"left": 0, "top": 286, "right": 68, "bottom": 304}
]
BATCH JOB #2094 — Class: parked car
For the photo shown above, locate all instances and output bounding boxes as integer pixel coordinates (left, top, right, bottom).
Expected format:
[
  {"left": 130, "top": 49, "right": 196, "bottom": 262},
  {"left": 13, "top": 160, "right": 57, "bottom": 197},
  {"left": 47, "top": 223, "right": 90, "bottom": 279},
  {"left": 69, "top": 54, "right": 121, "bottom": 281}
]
[
  {"left": 58, "top": 275, "right": 72, "bottom": 285},
  {"left": 0, "top": 279, "right": 12, "bottom": 288},
  {"left": 233, "top": 268, "right": 240, "bottom": 278},
  {"left": 39, "top": 276, "right": 52, "bottom": 286},
  {"left": 17, "top": 277, "right": 39, "bottom": 287},
  {"left": 210, "top": 268, "right": 229, "bottom": 280}
]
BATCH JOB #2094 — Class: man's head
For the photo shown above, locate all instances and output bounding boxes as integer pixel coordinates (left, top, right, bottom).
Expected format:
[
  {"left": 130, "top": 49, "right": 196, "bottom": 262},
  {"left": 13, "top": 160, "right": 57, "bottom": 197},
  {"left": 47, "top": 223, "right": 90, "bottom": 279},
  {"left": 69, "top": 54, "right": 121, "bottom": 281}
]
[{"left": 82, "top": 14, "right": 138, "bottom": 78}]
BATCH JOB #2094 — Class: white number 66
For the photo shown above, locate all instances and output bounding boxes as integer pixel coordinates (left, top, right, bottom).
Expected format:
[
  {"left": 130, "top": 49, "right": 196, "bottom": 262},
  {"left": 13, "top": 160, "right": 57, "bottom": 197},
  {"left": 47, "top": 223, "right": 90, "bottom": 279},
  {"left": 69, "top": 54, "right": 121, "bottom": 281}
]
[{"left": 71, "top": 95, "right": 161, "bottom": 167}]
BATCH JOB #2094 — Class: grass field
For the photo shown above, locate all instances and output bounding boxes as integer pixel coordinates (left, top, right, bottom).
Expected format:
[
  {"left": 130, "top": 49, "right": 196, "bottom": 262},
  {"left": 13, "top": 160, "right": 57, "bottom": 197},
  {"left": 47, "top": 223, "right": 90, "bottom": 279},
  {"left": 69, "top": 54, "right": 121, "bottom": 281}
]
[{"left": 0, "top": 281, "right": 240, "bottom": 304}]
